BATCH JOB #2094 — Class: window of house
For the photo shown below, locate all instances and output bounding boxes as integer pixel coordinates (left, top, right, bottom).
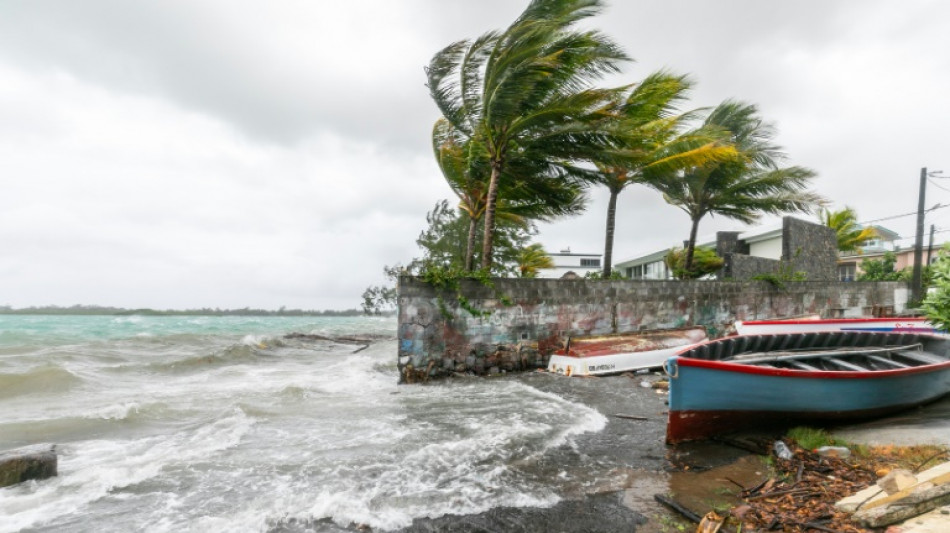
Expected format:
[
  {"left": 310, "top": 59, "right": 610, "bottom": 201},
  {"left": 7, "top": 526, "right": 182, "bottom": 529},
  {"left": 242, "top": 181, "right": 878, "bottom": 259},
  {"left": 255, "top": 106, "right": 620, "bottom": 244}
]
[
  {"left": 645, "top": 261, "right": 667, "bottom": 279},
  {"left": 628, "top": 265, "right": 643, "bottom": 279},
  {"left": 580, "top": 258, "right": 601, "bottom": 267},
  {"left": 838, "top": 263, "right": 856, "bottom": 282}
]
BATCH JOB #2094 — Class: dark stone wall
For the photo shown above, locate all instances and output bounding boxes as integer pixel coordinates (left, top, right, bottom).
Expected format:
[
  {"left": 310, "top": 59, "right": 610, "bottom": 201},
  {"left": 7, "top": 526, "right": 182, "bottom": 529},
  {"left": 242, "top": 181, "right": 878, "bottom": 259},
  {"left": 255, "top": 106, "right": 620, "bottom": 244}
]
[
  {"left": 397, "top": 276, "right": 909, "bottom": 382},
  {"left": 727, "top": 254, "right": 783, "bottom": 280},
  {"left": 717, "top": 217, "right": 837, "bottom": 281},
  {"left": 783, "top": 217, "right": 839, "bottom": 281},
  {"left": 716, "top": 231, "right": 749, "bottom": 257}
]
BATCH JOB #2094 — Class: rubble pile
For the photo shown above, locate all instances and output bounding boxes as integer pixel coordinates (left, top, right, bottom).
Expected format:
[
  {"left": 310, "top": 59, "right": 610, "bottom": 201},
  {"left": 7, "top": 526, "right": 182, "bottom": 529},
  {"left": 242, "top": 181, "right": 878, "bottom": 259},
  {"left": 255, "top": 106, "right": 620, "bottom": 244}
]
[{"left": 731, "top": 439, "right": 876, "bottom": 532}]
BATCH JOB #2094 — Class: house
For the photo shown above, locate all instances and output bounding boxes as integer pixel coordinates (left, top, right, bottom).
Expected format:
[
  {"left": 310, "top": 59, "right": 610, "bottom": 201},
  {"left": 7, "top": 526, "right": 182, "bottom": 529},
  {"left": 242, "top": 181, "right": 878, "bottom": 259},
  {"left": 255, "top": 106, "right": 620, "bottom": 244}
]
[
  {"left": 836, "top": 226, "right": 900, "bottom": 281},
  {"left": 837, "top": 225, "right": 945, "bottom": 281},
  {"left": 537, "top": 248, "right": 603, "bottom": 278},
  {"left": 614, "top": 216, "right": 838, "bottom": 281}
]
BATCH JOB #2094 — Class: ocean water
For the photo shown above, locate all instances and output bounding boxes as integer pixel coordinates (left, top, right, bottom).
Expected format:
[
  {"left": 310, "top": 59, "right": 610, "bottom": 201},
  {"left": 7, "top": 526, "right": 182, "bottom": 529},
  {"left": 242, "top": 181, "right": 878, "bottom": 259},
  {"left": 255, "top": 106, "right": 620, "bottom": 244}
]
[{"left": 0, "top": 315, "right": 608, "bottom": 532}]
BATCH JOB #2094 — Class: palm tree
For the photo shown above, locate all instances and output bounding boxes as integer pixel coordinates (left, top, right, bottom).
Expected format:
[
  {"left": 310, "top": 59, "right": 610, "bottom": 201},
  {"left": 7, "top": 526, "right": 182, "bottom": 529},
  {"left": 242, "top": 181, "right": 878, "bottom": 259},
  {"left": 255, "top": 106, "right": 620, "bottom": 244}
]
[
  {"left": 590, "top": 71, "right": 735, "bottom": 277},
  {"left": 819, "top": 206, "right": 877, "bottom": 253},
  {"left": 518, "top": 243, "right": 555, "bottom": 278},
  {"left": 651, "top": 100, "right": 823, "bottom": 272},
  {"left": 427, "top": 0, "right": 630, "bottom": 270},
  {"left": 433, "top": 119, "right": 586, "bottom": 271}
]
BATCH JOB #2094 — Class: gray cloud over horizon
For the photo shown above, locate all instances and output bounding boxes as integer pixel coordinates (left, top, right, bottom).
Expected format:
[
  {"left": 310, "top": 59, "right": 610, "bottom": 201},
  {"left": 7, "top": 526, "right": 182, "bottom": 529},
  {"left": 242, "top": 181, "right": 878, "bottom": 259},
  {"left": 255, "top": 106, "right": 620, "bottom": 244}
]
[{"left": 1, "top": 0, "right": 947, "bottom": 310}]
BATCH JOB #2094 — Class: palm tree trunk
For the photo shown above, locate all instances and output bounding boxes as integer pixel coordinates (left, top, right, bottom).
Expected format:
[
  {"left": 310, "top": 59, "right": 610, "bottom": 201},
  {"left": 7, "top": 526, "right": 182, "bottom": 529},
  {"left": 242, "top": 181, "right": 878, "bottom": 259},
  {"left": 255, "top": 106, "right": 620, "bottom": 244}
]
[
  {"left": 683, "top": 216, "right": 700, "bottom": 274},
  {"left": 603, "top": 188, "right": 619, "bottom": 277},
  {"left": 465, "top": 215, "right": 478, "bottom": 271},
  {"left": 480, "top": 163, "right": 502, "bottom": 270}
]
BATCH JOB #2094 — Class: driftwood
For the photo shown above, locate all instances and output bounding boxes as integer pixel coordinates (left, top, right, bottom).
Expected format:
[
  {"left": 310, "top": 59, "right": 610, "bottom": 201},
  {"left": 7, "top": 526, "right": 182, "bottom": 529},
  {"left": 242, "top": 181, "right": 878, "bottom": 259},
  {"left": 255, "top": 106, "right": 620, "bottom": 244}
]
[
  {"left": 613, "top": 414, "right": 649, "bottom": 421},
  {"left": 654, "top": 493, "right": 702, "bottom": 523}
]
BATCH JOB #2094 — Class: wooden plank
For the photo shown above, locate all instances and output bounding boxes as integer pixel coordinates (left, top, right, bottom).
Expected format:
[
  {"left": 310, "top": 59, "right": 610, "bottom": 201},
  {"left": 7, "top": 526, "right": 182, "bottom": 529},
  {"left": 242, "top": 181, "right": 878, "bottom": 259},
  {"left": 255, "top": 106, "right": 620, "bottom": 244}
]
[
  {"left": 826, "top": 357, "right": 870, "bottom": 372},
  {"left": 893, "top": 350, "right": 945, "bottom": 365},
  {"left": 789, "top": 361, "right": 822, "bottom": 371},
  {"left": 866, "top": 355, "right": 910, "bottom": 369}
]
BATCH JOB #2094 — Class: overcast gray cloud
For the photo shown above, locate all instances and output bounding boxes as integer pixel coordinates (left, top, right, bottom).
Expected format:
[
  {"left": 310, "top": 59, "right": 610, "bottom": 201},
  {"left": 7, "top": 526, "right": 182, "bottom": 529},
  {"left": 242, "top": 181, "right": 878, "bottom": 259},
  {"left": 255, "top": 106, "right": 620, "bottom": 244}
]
[{"left": 0, "top": 1, "right": 947, "bottom": 310}]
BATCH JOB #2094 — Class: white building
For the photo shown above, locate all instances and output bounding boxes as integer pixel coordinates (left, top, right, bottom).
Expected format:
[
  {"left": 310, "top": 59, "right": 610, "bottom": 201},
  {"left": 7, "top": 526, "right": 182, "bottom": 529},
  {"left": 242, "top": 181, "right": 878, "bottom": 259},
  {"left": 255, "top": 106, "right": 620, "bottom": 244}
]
[
  {"left": 537, "top": 249, "right": 603, "bottom": 278},
  {"left": 614, "top": 218, "right": 804, "bottom": 280}
]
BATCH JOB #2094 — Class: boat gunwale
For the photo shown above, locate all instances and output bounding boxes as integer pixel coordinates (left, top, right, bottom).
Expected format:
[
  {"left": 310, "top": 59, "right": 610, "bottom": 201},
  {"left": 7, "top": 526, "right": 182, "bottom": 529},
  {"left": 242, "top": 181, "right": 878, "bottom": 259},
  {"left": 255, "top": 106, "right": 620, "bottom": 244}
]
[
  {"left": 738, "top": 317, "right": 930, "bottom": 326},
  {"left": 673, "top": 356, "right": 950, "bottom": 379}
]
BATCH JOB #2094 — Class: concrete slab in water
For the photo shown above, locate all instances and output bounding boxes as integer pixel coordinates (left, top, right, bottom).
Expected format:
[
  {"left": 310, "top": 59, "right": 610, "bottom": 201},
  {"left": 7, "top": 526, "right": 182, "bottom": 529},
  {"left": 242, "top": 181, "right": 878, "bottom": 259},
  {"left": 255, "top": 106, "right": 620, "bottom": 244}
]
[{"left": 0, "top": 444, "right": 57, "bottom": 488}]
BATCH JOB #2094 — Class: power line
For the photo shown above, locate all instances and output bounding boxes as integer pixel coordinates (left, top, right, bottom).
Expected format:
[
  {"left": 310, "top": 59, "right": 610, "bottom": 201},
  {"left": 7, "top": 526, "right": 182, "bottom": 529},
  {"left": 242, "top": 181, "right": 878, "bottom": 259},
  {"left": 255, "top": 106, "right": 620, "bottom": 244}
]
[
  {"left": 892, "top": 228, "right": 950, "bottom": 241},
  {"left": 859, "top": 203, "right": 949, "bottom": 225},
  {"left": 929, "top": 179, "right": 950, "bottom": 193}
]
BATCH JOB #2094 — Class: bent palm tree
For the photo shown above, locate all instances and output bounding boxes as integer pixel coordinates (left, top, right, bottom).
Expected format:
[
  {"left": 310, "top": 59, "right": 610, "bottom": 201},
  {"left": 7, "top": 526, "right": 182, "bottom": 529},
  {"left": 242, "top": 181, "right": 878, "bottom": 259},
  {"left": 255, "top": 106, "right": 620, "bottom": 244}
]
[
  {"left": 591, "top": 71, "right": 735, "bottom": 277},
  {"left": 652, "top": 100, "right": 823, "bottom": 272},
  {"left": 433, "top": 119, "right": 585, "bottom": 271},
  {"left": 820, "top": 206, "right": 877, "bottom": 253},
  {"left": 428, "top": 0, "right": 629, "bottom": 270},
  {"left": 518, "top": 243, "right": 555, "bottom": 278}
]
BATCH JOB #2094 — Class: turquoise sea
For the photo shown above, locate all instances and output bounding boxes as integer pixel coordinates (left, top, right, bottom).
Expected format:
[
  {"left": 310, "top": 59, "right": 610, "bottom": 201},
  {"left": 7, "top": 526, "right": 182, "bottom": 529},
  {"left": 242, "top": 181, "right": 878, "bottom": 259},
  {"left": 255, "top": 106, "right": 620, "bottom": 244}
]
[{"left": 0, "top": 315, "right": 607, "bottom": 532}]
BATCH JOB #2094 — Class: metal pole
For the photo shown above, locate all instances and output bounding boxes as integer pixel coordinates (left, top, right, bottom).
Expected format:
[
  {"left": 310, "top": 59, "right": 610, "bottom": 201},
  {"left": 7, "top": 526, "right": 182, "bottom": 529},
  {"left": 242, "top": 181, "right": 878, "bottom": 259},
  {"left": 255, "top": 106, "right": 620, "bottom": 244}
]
[
  {"left": 911, "top": 167, "right": 927, "bottom": 304},
  {"left": 927, "top": 224, "right": 935, "bottom": 266}
]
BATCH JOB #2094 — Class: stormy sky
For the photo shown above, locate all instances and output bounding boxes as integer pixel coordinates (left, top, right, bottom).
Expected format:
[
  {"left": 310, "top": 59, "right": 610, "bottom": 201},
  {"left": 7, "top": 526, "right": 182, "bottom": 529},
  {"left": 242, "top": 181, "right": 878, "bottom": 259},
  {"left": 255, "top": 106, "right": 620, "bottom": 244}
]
[{"left": 1, "top": 0, "right": 948, "bottom": 310}]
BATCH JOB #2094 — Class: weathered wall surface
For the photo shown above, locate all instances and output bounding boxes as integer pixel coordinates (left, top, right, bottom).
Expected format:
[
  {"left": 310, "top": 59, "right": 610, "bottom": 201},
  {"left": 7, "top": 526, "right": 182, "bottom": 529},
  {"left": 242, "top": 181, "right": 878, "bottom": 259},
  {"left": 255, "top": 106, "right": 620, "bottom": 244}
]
[
  {"left": 724, "top": 254, "right": 782, "bottom": 280},
  {"left": 783, "top": 217, "right": 839, "bottom": 281},
  {"left": 397, "top": 277, "right": 909, "bottom": 382}
]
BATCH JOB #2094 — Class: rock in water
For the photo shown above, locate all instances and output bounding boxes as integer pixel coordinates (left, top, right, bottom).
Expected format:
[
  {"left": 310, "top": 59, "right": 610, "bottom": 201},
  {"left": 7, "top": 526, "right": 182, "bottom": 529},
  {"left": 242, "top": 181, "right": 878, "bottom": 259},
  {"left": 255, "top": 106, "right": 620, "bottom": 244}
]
[{"left": 0, "top": 445, "right": 58, "bottom": 487}]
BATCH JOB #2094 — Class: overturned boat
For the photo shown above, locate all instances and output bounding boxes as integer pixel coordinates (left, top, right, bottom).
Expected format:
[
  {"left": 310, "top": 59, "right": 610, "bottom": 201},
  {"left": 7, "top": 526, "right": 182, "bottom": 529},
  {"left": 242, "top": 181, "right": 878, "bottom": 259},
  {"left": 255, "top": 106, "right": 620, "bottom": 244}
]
[
  {"left": 547, "top": 326, "right": 707, "bottom": 377},
  {"left": 664, "top": 331, "right": 950, "bottom": 443},
  {"left": 735, "top": 316, "right": 939, "bottom": 335}
]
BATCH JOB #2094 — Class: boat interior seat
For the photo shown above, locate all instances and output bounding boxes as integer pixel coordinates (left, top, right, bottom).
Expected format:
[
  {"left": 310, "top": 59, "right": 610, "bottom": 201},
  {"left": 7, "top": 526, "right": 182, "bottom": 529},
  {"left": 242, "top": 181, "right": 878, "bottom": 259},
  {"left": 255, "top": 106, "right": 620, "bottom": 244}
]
[
  {"left": 865, "top": 354, "right": 909, "bottom": 369},
  {"left": 825, "top": 357, "right": 869, "bottom": 372},
  {"left": 893, "top": 350, "right": 944, "bottom": 365}
]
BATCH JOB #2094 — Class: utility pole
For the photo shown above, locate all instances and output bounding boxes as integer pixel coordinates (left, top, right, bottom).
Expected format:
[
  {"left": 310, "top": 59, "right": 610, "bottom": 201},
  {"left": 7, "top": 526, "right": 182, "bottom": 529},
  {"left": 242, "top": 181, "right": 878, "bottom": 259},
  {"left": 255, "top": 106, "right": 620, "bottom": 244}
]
[
  {"left": 912, "top": 167, "right": 927, "bottom": 305},
  {"left": 927, "top": 224, "right": 935, "bottom": 266}
]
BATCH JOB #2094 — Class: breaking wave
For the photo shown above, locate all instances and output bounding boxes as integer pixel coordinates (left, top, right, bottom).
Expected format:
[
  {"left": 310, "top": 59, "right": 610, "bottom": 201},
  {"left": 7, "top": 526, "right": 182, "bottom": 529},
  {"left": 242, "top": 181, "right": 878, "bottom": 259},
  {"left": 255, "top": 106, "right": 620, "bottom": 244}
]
[{"left": 0, "top": 365, "right": 82, "bottom": 399}]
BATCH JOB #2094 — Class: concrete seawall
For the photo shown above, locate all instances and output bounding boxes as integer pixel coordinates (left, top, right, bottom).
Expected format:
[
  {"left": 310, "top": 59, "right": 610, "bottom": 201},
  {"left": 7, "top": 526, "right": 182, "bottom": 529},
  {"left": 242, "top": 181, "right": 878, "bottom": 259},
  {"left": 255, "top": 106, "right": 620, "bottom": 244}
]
[{"left": 397, "top": 277, "right": 910, "bottom": 382}]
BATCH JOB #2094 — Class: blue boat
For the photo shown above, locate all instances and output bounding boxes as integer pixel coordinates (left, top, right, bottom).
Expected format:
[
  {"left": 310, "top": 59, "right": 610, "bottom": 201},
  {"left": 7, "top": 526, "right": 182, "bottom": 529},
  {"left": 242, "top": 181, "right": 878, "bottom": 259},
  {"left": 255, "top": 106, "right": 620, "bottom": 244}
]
[{"left": 664, "top": 331, "right": 950, "bottom": 443}]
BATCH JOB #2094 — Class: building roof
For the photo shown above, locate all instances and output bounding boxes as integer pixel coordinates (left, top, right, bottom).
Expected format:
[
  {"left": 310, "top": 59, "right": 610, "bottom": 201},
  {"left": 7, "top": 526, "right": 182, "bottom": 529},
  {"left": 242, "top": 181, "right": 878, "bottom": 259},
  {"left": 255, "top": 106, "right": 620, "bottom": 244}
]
[
  {"left": 615, "top": 225, "right": 785, "bottom": 268},
  {"left": 868, "top": 225, "right": 900, "bottom": 240},
  {"left": 548, "top": 251, "right": 601, "bottom": 257}
]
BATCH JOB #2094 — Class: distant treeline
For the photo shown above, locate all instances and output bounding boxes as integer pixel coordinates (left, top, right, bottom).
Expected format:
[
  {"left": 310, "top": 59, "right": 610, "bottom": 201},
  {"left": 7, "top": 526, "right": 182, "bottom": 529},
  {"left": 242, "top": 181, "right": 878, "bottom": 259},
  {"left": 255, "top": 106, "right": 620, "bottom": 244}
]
[{"left": 0, "top": 305, "right": 366, "bottom": 317}]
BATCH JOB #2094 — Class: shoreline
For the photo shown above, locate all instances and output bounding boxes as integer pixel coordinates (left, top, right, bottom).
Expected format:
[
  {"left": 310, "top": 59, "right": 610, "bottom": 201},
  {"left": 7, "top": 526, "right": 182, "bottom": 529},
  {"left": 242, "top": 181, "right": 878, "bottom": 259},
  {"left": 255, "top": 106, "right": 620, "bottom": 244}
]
[{"left": 394, "top": 373, "right": 950, "bottom": 533}]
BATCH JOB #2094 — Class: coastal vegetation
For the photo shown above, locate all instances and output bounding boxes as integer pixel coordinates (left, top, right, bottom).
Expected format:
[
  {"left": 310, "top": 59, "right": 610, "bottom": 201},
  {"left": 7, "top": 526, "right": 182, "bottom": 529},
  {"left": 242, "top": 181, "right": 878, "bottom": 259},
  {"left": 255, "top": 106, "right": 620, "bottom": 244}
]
[
  {"left": 820, "top": 206, "right": 878, "bottom": 253},
  {"left": 664, "top": 246, "right": 724, "bottom": 280},
  {"left": 367, "top": 0, "right": 834, "bottom": 311},
  {"left": 587, "top": 71, "right": 735, "bottom": 278},
  {"left": 921, "top": 245, "right": 950, "bottom": 330},
  {"left": 420, "top": 0, "right": 822, "bottom": 284},
  {"left": 649, "top": 100, "right": 823, "bottom": 274},
  {"left": 427, "top": 0, "right": 631, "bottom": 270}
]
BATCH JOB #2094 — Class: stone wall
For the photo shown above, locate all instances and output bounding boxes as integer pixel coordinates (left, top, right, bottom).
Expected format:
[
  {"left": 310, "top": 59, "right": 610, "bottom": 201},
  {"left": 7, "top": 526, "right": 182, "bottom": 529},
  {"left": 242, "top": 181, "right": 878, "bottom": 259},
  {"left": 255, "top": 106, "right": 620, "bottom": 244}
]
[
  {"left": 726, "top": 254, "right": 783, "bottom": 280},
  {"left": 397, "top": 276, "right": 909, "bottom": 382},
  {"left": 716, "top": 231, "right": 749, "bottom": 257},
  {"left": 783, "top": 217, "right": 839, "bottom": 281},
  {"left": 717, "top": 217, "right": 838, "bottom": 281}
]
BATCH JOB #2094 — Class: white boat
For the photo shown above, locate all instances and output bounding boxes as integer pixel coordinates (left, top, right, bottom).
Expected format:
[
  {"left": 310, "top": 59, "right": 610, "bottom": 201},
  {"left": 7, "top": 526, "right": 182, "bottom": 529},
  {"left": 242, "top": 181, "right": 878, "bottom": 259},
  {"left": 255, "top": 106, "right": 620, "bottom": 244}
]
[
  {"left": 547, "top": 326, "right": 707, "bottom": 377},
  {"left": 735, "top": 317, "right": 939, "bottom": 336}
]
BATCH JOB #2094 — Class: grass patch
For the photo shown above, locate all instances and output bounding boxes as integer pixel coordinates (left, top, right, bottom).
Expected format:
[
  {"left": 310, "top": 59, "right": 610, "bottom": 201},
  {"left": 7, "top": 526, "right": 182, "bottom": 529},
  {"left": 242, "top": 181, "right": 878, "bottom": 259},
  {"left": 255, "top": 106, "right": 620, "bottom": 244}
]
[{"left": 785, "top": 426, "right": 847, "bottom": 450}]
